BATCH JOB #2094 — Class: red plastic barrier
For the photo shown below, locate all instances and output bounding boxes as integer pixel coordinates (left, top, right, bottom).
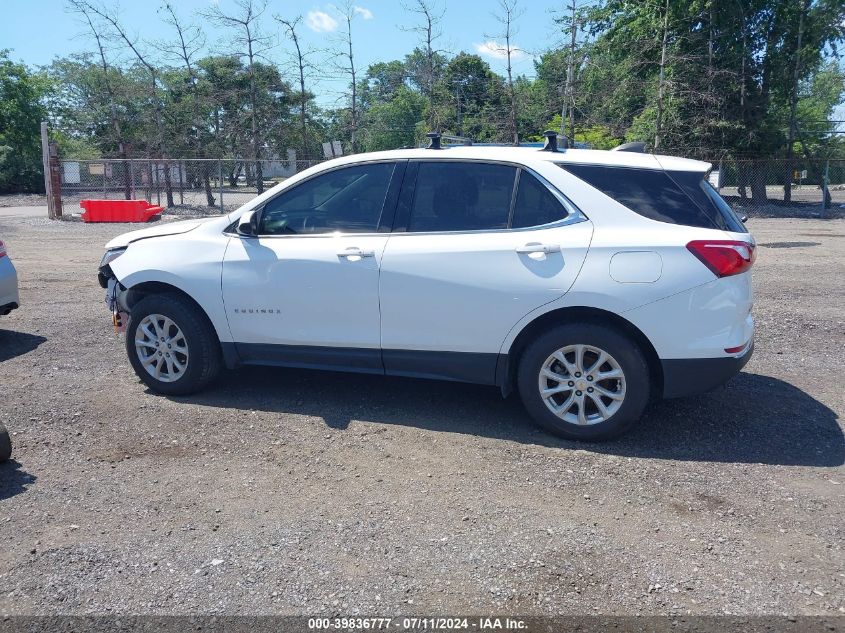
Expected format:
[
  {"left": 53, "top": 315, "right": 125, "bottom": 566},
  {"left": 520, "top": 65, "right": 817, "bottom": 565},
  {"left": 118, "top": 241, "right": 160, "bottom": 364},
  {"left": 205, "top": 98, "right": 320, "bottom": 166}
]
[{"left": 79, "top": 199, "right": 163, "bottom": 223}]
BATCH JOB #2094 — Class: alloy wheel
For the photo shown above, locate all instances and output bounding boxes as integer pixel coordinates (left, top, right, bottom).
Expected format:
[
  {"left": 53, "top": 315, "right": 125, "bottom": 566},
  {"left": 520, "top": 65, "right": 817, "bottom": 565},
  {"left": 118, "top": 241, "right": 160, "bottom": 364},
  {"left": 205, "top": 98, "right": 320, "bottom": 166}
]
[
  {"left": 134, "top": 313, "right": 190, "bottom": 383},
  {"left": 537, "top": 344, "right": 626, "bottom": 426}
]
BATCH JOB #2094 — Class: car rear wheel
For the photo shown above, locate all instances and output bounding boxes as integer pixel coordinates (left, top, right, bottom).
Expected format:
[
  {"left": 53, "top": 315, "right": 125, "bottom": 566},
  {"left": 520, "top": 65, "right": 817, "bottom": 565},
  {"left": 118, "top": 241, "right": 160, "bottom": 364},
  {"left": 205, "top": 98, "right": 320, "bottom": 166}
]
[
  {"left": 517, "top": 323, "right": 650, "bottom": 441},
  {"left": 126, "top": 293, "right": 221, "bottom": 396}
]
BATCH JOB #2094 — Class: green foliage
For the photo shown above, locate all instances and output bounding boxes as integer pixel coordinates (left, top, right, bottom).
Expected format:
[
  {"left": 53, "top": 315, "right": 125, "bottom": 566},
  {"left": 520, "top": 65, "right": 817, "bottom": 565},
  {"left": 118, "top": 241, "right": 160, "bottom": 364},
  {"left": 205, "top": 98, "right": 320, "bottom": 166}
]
[
  {"left": 52, "top": 131, "right": 100, "bottom": 159},
  {"left": 538, "top": 114, "right": 622, "bottom": 149},
  {"left": 359, "top": 86, "right": 426, "bottom": 152},
  {"left": 574, "top": 0, "right": 845, "bottom": 158},
  {"left": 2, "top": 1, "right": 844, "bottom": 195},
  {"left": 0, "top": 50, "right": 49, "bottom": 193}
]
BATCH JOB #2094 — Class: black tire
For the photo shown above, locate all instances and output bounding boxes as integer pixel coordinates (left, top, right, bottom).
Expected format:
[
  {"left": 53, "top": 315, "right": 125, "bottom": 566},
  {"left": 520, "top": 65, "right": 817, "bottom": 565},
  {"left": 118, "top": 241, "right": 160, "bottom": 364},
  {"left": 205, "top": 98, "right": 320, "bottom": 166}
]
[
  {"left": 517, "top": 322, "right": 650, "bottom": 441},
  {"left": 0, "top": 423, "right": 11, "bottom": 462},
  {"left": 125, "top": 293, "right": 221, "bottom": 396}
]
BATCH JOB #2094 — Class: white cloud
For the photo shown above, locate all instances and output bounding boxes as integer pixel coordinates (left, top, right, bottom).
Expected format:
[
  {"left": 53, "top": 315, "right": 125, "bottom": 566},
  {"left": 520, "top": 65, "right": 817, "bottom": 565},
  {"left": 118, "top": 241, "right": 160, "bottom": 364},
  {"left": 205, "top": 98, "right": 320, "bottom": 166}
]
[
  {"left": 353, "top": 5, "right": 373, "bottom": 19},
  {"left": 474, "top": 40, "right": 527, "bottom": 62},
  {"left": 306, "top": 10, "right": 339, "bottom": 32}
]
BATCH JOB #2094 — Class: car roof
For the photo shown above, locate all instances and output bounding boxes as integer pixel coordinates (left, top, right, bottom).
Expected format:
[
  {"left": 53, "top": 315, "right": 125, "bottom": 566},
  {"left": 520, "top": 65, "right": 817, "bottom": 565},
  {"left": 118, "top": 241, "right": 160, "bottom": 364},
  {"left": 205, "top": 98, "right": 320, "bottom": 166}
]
[{"left": 324, "top": 145, "right": 712, "bottom": 173}]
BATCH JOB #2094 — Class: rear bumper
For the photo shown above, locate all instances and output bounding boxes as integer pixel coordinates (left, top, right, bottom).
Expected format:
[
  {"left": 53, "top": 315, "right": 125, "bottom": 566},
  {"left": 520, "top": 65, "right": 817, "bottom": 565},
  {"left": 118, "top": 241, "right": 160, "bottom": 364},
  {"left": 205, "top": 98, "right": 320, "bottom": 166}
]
[{"left": 661, "top": 342, "right": 753, "bottom": 398}]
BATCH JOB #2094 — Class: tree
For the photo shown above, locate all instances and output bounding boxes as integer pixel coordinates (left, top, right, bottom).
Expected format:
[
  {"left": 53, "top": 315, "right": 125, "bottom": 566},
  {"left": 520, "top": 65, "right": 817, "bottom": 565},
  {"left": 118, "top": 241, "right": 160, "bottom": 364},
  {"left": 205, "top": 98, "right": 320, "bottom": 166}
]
[
  {"left": 160, "top": 1, "right": 216, "bottom": 205},
  {"left": 576, "top": 0, "right": 845, "bottom": 201},
  {"left": 0, "top": 51, "right": 48, "bottom": 193},
  {"left": 75, "top": 0, "right": 177, "bottom": 204},
  {"left": 203, "top": 0, "right": 274, "bottom": 193},
  {"left": 275, "top": 15, "right": 319, "bottom": 161},
  {"left": 361, "top": 60, "right": 408, "bottom": 107},
  {"left": 334, "top": 0, "right": 362, "bottom": 153},
  {"left": 488, "top": 0, "right": 524, "bottom": 144},
  {"left": 553, "top": 0, "right": 590, "bottom": 141},
  {"left": 402, "top": 0, "right": 445, "bottom": 132},
  {"left": 439, "top": 52, "right": 506, "bottom": 141},
  {"left": 67, "top": 0, "right": 131, "bottom": 198},
  {"left": 359, "top": 86, "right": 426, "bottom": 152},
  {"left": 45, "top": 54, "right": 146, "bottom": 157}
]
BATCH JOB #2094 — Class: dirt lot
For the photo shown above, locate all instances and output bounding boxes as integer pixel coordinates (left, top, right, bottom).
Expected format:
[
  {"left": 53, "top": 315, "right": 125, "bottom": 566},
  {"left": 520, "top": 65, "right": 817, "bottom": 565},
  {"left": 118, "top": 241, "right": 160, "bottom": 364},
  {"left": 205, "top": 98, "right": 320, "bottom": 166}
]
[{"left": 0, "top": 206, "right": 842, "bottom": 616}]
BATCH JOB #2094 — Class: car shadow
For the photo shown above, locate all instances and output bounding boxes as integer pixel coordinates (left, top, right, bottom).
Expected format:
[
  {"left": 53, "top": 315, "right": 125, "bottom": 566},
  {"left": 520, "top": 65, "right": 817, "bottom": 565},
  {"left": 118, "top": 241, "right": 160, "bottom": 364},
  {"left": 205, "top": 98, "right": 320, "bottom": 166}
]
[
  {"left": 165, "top": 368, "right": 843, "bottom": 468},
  {"left": 0, "top": 460, "right": 36, "bottom": 501},
  {"left": 0, "top": 329, "right": 46, "bottom": 362}
]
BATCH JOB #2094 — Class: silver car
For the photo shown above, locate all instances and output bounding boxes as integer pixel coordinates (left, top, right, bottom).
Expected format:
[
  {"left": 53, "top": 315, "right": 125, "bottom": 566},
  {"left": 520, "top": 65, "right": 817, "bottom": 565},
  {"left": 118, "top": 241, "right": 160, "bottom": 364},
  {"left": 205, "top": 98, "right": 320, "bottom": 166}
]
[{"left": 0, "top": 238, "right": 19, "bottom": 316}]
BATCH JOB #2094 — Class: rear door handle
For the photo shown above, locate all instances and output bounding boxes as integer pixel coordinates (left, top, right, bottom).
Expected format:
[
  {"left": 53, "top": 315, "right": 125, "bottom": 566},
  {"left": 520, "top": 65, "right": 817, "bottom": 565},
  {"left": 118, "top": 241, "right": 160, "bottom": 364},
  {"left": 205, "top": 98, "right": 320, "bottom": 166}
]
[
  {"left": 515, "top": 243, "right": 561, "bottom": 254},
  {"left": 337, "top": 247, "right": 375, "bottom": 258}
]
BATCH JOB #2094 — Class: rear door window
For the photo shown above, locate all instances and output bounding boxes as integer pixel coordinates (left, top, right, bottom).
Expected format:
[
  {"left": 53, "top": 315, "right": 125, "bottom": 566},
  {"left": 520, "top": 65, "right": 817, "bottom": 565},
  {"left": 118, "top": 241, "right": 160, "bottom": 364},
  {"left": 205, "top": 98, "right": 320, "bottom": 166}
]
[
  {"left": 559, "top": 164, "right": 734, "bottom": 230},
  {"left": 511, "top": 170, "right": 569, "bottom": 228},
  {"left": 406, "top": 162, "right": 517, "bottom": 232}
]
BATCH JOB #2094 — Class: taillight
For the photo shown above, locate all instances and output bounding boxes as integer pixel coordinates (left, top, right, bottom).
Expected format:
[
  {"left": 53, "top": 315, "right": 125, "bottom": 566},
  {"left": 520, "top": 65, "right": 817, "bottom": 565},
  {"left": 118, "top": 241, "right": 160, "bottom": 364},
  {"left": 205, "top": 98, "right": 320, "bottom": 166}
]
[
  {"left": 686, "top": 240, "right": 755, "bottom": 278},
  {"left": 0, "top": 240, "right": 6, "bottom": 258}
]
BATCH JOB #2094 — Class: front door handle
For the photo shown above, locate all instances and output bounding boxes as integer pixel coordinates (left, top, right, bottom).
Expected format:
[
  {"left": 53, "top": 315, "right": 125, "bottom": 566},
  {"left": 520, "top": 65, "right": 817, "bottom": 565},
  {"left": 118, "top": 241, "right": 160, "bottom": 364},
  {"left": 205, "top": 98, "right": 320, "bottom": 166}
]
[
  {"left": 515, "top": 243, "right": 561, "bottom": 254},
  {"left": 337, "top": 247, "right": 375, "bottom": 258}
]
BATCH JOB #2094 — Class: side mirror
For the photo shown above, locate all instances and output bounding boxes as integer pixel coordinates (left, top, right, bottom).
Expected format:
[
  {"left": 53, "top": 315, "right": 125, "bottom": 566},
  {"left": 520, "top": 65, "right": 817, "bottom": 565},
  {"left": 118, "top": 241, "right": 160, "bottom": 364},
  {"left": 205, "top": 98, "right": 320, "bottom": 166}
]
[
  {"left": 740, "top": 215, "right": 748, "bottom": 224},
  {"left": 237, "top": 210, "right": 258, "bottom": 236}
]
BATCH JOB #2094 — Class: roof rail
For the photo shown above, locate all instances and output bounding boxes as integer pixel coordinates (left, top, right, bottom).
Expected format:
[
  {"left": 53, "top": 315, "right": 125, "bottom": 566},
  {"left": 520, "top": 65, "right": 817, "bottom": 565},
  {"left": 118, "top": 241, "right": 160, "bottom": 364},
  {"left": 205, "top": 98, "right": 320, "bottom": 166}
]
[
  {"left": 441, "top": 134, "right": 473, "bottom": 146},
  {"left": 426, "top": 132, "right": 442, "bottom": 149},
  {"left": 611, "top": 141, "right": 647, "bottom": 153}
]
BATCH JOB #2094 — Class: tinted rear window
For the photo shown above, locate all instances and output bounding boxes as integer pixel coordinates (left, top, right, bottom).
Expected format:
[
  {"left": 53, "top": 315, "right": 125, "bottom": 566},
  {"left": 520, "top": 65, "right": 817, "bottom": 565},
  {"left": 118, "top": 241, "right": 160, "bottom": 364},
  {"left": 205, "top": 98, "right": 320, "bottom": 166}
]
[
  {"left": 670, "top": 172, "right": 747, "bottom": 233},
  {"left": 559, "top": 164, "right": 742, "bottom": 231}
]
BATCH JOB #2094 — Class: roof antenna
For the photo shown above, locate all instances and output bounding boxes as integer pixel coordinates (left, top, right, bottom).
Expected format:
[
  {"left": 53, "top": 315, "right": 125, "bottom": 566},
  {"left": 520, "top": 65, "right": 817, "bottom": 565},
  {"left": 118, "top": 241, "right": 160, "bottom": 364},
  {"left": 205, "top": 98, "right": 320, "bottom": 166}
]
[
  {"left": 542, "top": 130, "right": 561, "bottom": 152},
  {"left": 426, "top": 132, "right": 442, "bottom": 150}
]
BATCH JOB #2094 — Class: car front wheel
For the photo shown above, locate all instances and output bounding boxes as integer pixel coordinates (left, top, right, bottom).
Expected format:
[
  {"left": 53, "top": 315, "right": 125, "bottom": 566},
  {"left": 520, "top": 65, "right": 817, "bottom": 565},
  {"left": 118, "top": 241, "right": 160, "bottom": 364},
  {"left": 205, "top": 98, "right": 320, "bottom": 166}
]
[
  {"left": 125, "top": 293, "right": 221, "bottom": 396},
  {"left": 517, "top": 323, "right": 650, "bottom": 441}
]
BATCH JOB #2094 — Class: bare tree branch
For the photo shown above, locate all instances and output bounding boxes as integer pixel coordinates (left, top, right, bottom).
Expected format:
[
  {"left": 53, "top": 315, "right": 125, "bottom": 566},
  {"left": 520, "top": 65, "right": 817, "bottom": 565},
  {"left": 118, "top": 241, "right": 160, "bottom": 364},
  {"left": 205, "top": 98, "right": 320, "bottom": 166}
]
[
  {"left": 330, "top": 0, "right": 360, "bottom": 153},
  {"left": 402, "top": 0, "right": 446, "bottom": 131},
  {"left": 275, "top": 15, "right": 317, "bottom": 160},
  {"left": 201, "top": 0, "right": 274, "bottom": 192},
  {"left": 487, "top": 0, "right": 524, "bottom": 144},
  {"left": 72, "top": 0, "right": 174, "bottom": 203}
]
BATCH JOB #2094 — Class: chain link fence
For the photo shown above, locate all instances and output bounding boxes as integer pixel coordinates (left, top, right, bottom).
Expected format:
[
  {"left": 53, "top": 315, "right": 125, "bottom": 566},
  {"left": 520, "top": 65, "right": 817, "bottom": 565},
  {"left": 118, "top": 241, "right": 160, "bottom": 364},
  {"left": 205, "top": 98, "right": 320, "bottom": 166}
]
[
  {"left": 57, "top": 156, "right": 845, "bottom": 219},
  {"left": 708, "top": 158, "right": 844, "bottom": 218},
  {"left": 58, "top": 158, "right": 326, "bottom": 215}
]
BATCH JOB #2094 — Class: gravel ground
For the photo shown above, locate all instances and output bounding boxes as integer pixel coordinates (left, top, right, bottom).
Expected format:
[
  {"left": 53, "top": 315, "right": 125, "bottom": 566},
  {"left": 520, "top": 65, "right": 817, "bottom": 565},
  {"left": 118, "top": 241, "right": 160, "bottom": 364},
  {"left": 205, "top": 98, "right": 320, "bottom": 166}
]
[
  {"left": 0, "top": 207, "right": 842, "bottom": 617},
  {"left": 0, "top": 195, "right": 47, "bottom": 208}
]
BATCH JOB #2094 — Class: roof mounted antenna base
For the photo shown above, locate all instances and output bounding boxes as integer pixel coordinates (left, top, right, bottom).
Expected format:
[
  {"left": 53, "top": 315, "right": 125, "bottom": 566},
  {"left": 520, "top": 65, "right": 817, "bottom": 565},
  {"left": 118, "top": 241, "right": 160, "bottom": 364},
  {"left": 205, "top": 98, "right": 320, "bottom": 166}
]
[{"left": 542, "top": 130, "right": 567, "bottom": 152}]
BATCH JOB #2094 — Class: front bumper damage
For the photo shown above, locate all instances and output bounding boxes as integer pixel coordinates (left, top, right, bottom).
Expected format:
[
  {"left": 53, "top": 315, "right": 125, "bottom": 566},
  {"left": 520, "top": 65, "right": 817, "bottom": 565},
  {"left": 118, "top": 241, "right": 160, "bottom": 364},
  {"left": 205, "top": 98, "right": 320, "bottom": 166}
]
[{"left": 100, "top": 266, "right": 129, "bottom": 332}]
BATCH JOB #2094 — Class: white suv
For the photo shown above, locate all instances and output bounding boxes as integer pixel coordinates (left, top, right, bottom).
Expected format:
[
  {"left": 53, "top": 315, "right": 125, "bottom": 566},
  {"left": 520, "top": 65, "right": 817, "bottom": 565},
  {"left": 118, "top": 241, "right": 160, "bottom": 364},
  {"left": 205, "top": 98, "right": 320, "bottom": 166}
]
[{"left": 98, "top": 137, "right": 755, "bottom": 440}]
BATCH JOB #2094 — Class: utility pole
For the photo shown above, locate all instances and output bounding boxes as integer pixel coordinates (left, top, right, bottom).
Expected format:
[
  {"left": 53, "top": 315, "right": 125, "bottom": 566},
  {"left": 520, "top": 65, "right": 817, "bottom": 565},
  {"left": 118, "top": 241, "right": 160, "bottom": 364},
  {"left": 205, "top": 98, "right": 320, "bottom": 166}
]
[
  {"left": 40, "top": 122, "right": 54, "bottom": 220},
  {"left": 561, "top": 0, "right": 578, "bottom": 142}
]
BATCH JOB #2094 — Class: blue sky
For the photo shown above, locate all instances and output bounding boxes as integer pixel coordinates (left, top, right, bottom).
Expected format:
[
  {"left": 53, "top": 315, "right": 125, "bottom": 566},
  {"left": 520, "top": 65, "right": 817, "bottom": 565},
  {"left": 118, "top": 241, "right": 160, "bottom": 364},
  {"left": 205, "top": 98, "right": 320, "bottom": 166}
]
[{"left": 2, "top": 0, "right": 569, "bottom": 106}]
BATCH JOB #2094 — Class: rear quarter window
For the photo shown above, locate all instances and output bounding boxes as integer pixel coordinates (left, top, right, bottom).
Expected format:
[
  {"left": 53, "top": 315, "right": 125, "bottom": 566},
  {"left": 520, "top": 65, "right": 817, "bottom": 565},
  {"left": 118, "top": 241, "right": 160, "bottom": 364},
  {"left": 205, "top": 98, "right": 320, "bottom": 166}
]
[{"left": 559, "top": 164, "right": 740, "bottom": 231}]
